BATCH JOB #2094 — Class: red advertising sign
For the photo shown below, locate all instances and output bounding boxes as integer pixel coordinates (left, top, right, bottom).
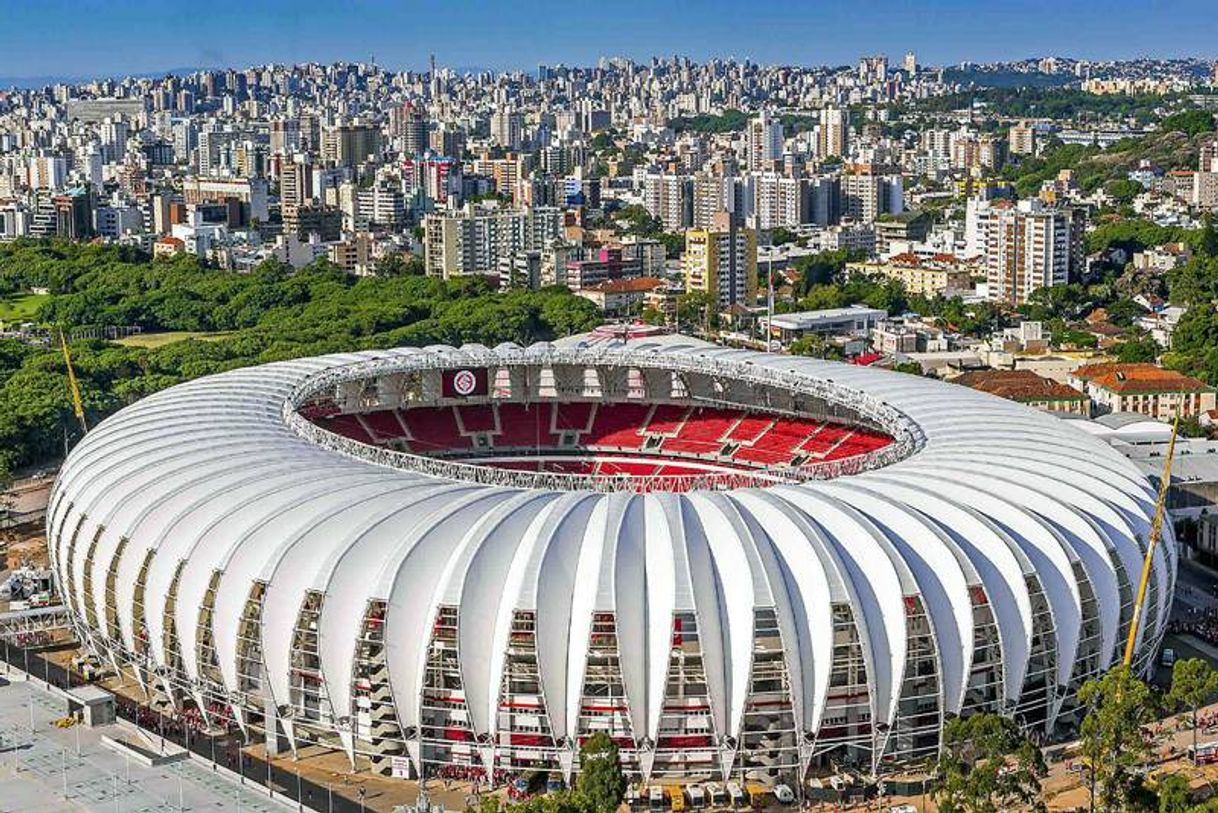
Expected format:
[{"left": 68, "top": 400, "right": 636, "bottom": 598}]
[{"left": 441, "top": 368, "right": 489, "bottom": 398}]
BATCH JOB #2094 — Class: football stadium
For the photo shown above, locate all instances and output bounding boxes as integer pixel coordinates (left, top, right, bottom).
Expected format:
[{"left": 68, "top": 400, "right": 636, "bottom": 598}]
[{"left": 47, "top": 333, "right": 1175, "bottom": 786}]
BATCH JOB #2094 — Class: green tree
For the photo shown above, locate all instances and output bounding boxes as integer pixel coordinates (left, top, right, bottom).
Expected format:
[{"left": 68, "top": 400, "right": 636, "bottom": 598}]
[
  {"left": 575, "top": 733, "right": 626, "bottom": 813},
  {"left": 1160, "top": 110, "right": 1216, "bottom": 137},
  {"left": 640, "top": 307, "right": 666, "bottom": 327},
  {"left": 676, "top": 290, "right": 716, "bottom": 333},
  {"left": 1077, "top": 666, "right": 1157, "bottom": 812},
  {"left": 1167, "top": 658, "right": 1218, "bottom": 762},
  {"left": 373, "top": 253, "right": 424, "bottom": 277},
  {"left": 791, "top": 249, "right": 857, "bottom": 294},
  {"left": 789, "top": 335, "right": 830, "bottom": 358},
  {"left": 1112, "top": 336, "right": 1161, "bottom": 363},
  {"left": 770, "top": 227, "right": 798, "bottom": 247},
  {"left": 933, "top": 713, "right": 1047, "bottom": 813},
  {"left": 1105, "top": 178, "right": 1146, "bottom": 205},
  {"left": 511, "top": 793, "right": 592, "bottom": 813},
  {"left": 1155, "top": 773, "right": 1191, "bottom": 813}
]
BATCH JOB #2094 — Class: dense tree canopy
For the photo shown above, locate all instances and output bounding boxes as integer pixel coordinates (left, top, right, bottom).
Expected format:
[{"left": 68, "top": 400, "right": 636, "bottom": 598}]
[
  {"left": 0, "top": 241, "right": 602, "bottom": 472},
  {"left": 933, "top": 713, "right": 1047, "bottom": 813}
]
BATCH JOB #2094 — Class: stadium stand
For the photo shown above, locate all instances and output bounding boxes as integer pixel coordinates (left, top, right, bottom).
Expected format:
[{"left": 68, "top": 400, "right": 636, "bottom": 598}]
[{"left": 315, "top": 401, "right": 893, "bottom": 473}]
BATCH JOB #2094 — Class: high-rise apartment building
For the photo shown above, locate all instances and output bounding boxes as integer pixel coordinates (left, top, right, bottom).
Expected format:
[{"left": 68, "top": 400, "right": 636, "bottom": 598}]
[
  {"left": 817, "top": 107, "right": 849, "bottom": 159},
  {"left": 976, "top": 199, "right": 1084, "bottom": 305},
  {"left": 683, "top": 211, "right": 757, "bottom": 309},
  {"left": 746, "top": 111, "right": 784, "bottom": 171},
  {"left": 841, "top": 164, "right": 903, "bottom": 222},
  {"left": 691, "top": 173, "right": 733, "bottom": 230},
  {"left": 903, "top": 52, "right": 918, "bottom": 75},
  {"left": 642, "top": 173, "right": 692, "bottom": 232},
  {"left": 392, "top": 102, "right": 429, "bottom": 157},
  {"left": 323, "top": 122, "right": 382, "bottom": 168},
  {"left": 1009, "top": 121, "right": 1036, "bottom": 156},
  {"left": 752, "top": 173, "right": 807, "bottom": 230},
  {"left": 858, "top": 55, "right": 889, "bottom": 83},
  {"left": 490, "top": 110, "right": 523, "bottom": 151},
  {"left": 28, "top": 155, "right": 67, "bottom": 190},
  {"left": 278, "top": 155, "right": 314, "bottom": 219},
  {"left": 269, "top": 118, "right": 301, "bottom": 155},
  {"left": 424, "top": 204, "right": 562, "bottom": 279}
]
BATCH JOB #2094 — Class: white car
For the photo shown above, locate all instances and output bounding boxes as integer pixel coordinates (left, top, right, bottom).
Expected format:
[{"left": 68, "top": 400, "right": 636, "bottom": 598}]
[
  {"left": 773, "top": 784, "right": 795, "bottom": 804},
  {"left": 889, "top": 806, "right": 918, "bottom": 813}
]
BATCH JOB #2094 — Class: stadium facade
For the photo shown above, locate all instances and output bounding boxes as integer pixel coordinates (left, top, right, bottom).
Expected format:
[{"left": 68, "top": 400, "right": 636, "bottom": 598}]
[{"left": 47, "top": 335, "right": 1174, "bottom": 785}]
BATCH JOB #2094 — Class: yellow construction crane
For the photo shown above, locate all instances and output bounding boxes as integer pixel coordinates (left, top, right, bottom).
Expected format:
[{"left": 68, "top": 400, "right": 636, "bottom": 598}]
[
  {"left": 1122, "top": 411, "right": 1180, "bottom": 667},
  {"left": 59, "top": 328, "right": 89, "bottom": 435}
]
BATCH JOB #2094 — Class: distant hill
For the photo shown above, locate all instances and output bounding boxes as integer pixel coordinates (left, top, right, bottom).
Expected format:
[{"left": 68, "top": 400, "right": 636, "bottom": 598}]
[{"left": 943, "top": 67, "right": 1077, "bottom": 89}]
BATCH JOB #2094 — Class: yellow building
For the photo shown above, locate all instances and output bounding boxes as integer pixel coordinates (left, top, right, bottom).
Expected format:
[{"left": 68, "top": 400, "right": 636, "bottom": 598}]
[
  {"left": 847, "top": 255, "right": 974, "bottom": 297},
  {"left": 683, "top": 212, "right": 757, "bottom": 309}
]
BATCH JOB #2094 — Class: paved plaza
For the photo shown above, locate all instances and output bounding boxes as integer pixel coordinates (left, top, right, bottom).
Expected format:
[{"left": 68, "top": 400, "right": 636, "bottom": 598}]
[{"left": 0, "top": 674, "right": 290, "bottom": 813}]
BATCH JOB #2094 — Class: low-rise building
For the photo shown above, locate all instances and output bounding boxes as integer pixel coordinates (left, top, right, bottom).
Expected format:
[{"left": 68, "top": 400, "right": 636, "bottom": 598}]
[
  {"left": 951, "top": 369, "right": 1090, "bottom": 415},
  {"left": 562, "top": 246, "right": 643, "bottom": 291},
  {"left": 1068, "top": 362, "right": 1217, "bottom": 419},
  {"left": 848, "top": 253, "right": 974, "bottom": 297},
  {"left": 763, "top": 305, "right": 887, "bottom": 345},
  {"left": 576, "top": 277, "right": 666, "bottom": 316}
]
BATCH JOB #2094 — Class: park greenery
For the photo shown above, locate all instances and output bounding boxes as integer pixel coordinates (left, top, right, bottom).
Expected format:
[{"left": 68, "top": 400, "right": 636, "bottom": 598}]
[
  {"left": 467, "top": 733, "right": 625, "bottom": 813},
  {"left": 915, "top": 87, "right": 1179, "bottom": 123},
  {"left": 933, "top": 713, "right": 1047, "bottom": 813},
  {"left": 0, "top": 240, "right": 602, "bottom": 473}
]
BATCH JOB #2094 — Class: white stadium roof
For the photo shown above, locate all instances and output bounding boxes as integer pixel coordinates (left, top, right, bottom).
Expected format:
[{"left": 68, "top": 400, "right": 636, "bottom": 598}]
[{"left": 47, "top": 335, "right": 1174, "bottom": 778}]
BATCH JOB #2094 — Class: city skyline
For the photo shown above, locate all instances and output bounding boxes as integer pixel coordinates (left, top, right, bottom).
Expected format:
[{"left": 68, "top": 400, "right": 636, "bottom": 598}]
[{"left": 1, "top": 0, "right": 1216, "bottom": 83}]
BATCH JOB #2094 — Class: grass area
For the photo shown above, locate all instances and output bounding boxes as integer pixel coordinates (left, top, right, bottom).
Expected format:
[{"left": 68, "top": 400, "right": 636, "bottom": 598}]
[
  {"left": 0, "top": 293, "right": 50, "bottom": 324},
  {"left": 114, "top": 331, "right": 230, "bottom": 348}
]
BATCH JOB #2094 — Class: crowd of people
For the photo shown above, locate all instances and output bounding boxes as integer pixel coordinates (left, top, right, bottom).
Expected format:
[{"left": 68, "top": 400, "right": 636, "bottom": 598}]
[{"left": 1168, "top": 604, "right": 1218, "bottom": 646}]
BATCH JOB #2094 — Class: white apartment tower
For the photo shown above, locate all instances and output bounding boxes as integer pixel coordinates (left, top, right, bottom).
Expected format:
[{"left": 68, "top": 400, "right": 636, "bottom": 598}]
[
  {"left": 752, "top": 173, "right": 805, "bottom": 230},
  {"left": 424, "top": 204, "right": 562, "bottom": 279},
  {"left": 977, "top": 200, "right": 1084, "bottom": 305},
  {"left": 490, "top": 110, "right": 524, "bottom": 152},
  {"left": 746, "top": 111, "right": 784, "bottom": 171},
  {"left": 818, "top": 107, "right": 849, "bottom": 159},
  {"left": 642, "top": 173, "right": 691, "bottom": 232}
]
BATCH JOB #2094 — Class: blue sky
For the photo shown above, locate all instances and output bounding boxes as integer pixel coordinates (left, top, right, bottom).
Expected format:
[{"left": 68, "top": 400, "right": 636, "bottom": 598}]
[{"left": 0, "top": 0, "right": 1212, "bottom": 80}]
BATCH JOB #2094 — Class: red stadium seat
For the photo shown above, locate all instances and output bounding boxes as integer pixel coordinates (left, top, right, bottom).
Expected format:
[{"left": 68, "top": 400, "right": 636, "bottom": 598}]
[
  {"left": 495, "top": 404, "right": 559, "bottom": 448},
  {"left": 362, "top": 409, "right": 409, "bottom": 441},
  {"left": 401, "top": 407, "right": 468, "bottom": 451},
  {"left": 321, "top": 414, "right": 376, "bottom": 445},
  {"left": 726, "top": 415, "right": 774, "bottom": 443},
  {"left": 554, "top": 402, "right": 596, "bottom": 433},
  {"left": 643, "top": 404, "right": 689, "bottom": 436},
  {"left": 585, "top": 403, "right": 650, "bottom": 449},
  {"left": 455, "top": 404, "right": 497, "bottom": 433}
]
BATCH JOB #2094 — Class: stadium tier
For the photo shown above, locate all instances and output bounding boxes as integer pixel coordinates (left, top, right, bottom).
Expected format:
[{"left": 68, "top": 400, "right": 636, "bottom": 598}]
[
  {"left": 47, "top": 336, "right": 1174, "bottom": 788},
  {"left": 312, "top": 402, "right": 894, "bottom": 473}
]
